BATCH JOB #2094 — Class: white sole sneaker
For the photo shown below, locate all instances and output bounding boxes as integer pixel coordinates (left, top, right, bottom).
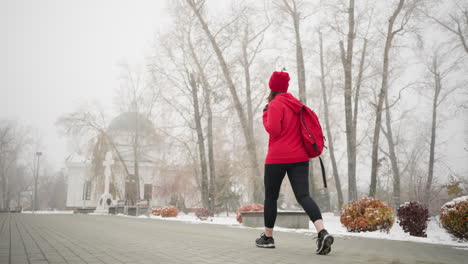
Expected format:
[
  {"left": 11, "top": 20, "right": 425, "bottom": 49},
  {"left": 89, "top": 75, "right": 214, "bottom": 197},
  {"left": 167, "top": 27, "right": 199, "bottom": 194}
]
[
  {"left": 316, "top": 234, "right": 334, "bottom": 255},
  {"left": 256, "top": 243, "right": 276, "bottom": 248}
]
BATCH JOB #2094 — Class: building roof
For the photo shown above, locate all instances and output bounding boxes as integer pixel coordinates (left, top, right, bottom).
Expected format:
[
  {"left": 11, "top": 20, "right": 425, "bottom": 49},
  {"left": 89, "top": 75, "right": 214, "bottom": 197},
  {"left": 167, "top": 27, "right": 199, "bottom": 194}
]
[
  {"left": 65, "top": 152, "right": 90, "bottom": 165},
  {"left": 107, "top": 112, "right": 155, "bottom": 134}
]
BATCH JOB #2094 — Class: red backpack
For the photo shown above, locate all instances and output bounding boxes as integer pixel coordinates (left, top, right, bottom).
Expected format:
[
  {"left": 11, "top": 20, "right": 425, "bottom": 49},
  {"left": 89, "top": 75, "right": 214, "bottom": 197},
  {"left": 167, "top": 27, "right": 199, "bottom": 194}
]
[{"left": 299, "top": 105, "right": 328, "bottom": 188}]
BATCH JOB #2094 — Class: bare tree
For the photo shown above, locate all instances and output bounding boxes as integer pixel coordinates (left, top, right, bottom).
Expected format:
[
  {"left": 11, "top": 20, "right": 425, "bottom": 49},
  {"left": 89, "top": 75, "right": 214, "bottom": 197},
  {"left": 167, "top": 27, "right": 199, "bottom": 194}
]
[
  {"left": 423, "top": 0, "right": 468, "bottom": 54},
  {"left": 402, "top": 136, "right": 428, "bottom": 202},
  {"left": 369, "top": 0, "right": 408, "bottom": 198},
  {"left": 381, "top": 88, "right": 404, "bottom": 208},
  {"left": 318, "top": 30, "right": 344, "bottom": 207},
  {"left": 9, "top": 164, "right": 33, "bottom": 209},
  {"left": 189, "top": 73, "right": 210, "bottom": 209},
  {"left": 277, "top": 0, "right": 322, "bottom": 196},
  {"left": 320, "top": 0, "right": 377, "bottom": 203},
  {"left": 187, "top": 31, "right": 217, "bottom": 210},
  {"left": 56, "top": 106, "right": 131, "bottom": 201},
  {"left": 238, "top": 8, "right": 270, "bottom": 137},
  {"left": 422, "top": 45, "right": 462, "bottom": 205},
  {"left": 339, "top": 0, "right": 358, "bottom": 201},
  {"left": 149, "top": 7, "right": 214, "bottom": 209},
  {"left": 115, "top": 63, "right": 159, "bottom": 203},
  {"left": 0, "top": 120, "right": 31, "bottom": 209},
  {"left": 186, "top": 0, "right": 263, "bottom": 202},
  {"left": 279, "top": 0, "right": 308, "bottom": 103},
  {"left": 36, "top": 169, "right": 67, "bottom": 210}
]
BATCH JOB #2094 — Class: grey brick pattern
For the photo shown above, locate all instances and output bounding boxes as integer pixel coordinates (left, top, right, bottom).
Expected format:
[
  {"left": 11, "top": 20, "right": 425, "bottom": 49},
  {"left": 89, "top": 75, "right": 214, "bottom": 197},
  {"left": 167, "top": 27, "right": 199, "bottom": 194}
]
[{"left": 0, "top": 213, "right": 466, "bottom": 264}]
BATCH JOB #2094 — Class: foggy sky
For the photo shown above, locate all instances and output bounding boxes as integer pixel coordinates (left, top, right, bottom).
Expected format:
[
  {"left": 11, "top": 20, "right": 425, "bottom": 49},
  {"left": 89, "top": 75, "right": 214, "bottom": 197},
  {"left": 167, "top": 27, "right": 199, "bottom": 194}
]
[
  {"left": 2, "top": 0, "right": 467, "bottom": 179},
  {"left": 2, "top": 0, "right": 168, "bottom": 169}
]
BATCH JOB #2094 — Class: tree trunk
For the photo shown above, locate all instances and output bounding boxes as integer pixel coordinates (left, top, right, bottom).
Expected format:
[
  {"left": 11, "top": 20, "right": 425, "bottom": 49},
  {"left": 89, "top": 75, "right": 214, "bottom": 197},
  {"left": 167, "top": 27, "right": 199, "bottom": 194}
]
[
  {"left": 242, "top": 25, "right": 254, "bottom": 134},
  {"left": 1, "top": 174, "right": 5, "bottom": 209},
  {"left": 5, "top": 186, "right": 10, "bottom": 210},
  {"left": 424, "top": 62, "right": 441, "bottom": 205},
  {"left": 17, "top": 191, "right": 21, "bottom": 209},
  {"left": 319, "top": 31, "right": 344, "bottom": 208},
  {"left": 187, "top": 0, "right": 262, "bottom": 202},
  {"left": 240, "top": 25, "right": 263, "bottom": 202},
  {"left": 353, "top": 38, "right": 368, "bottom": 139},
  {"left": 369, "top": 0, "right": 405, "bottom": 198},
  {"left": 189, "top": 73, "right": 210, "bottom": 209},
  {"left": 339, "top": 0, "right": 357, "bottom": 202},
  {"left": 283, "top": 1, "right": 316, "bottom": 192},
  {"left": 4, "top": 174, "right": 9, "bottom": 209},
  {"left": 205, "top": 85, "right": 216, "bottom": 211},
  {"left": 383, "top": 92, "right": 401, "bottom": 208},
  {"left": 100, "top": 132, "right": 129, "bottom": 202},
  {"left": 133, "top": 111, "right": 140, "bottom": 203},
  {"left": 187, "top": 35, "right": 216, "bottom": 211},
  {"left": 293, "top": 12, "right": 306, "bottom": 104},
  {"left": 322, "top": 184, "right": 331, "bottom": 212}
]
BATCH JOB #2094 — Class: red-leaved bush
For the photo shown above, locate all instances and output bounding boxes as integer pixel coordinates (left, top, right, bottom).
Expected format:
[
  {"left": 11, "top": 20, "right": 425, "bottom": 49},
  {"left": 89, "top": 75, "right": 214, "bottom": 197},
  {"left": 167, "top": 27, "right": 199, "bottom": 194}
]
[
  {"left": 151, "top": 206, "right": 162, "bottom": 216},
  {"left": 236, "top": 203, "right": 264, "bottom": 224},
  {"left": 397, "top": 202, "right": 429, "bottom": 237},
  {"left": 440, "top": 195, "right": 468, "bottom": 240},
  {"left": 160, "top": 205, "right": 179, "bottom": 217},
  {"left": 340, "top": 197, "right": 395, "bottom": 233},
  {"left": 195, "top": 208, "right": 214, "bottom": 221}
]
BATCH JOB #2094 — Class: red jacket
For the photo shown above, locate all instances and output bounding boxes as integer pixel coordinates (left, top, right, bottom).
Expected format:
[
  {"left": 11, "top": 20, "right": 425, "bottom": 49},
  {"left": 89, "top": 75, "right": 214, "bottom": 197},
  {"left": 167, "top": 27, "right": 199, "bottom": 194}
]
[{"left": 263, "top": 93, "right": 309, "bottom": 164}]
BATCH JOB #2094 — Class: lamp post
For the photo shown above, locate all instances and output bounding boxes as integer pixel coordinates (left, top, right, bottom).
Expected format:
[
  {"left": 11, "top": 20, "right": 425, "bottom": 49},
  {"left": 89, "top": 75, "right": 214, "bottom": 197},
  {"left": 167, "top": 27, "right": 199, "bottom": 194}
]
[{"left": 33, "top": 152, "right": 42, "bottom": 212}]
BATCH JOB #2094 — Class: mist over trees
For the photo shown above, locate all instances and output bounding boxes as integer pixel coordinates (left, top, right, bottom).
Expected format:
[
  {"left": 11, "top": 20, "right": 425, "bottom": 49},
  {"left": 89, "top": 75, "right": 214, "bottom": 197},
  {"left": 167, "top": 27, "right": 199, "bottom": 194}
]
[
  {"left": 2, "top": 0, "right": 467, "bottom": 215},
  {"left": 0, "top": 120, "right": 67, "bottom": 211}
]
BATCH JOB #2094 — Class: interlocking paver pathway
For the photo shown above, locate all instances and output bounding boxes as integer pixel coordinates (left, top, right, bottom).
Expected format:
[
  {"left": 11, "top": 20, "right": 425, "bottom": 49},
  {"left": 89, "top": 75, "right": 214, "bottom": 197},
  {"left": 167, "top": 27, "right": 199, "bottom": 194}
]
[{"left": 0, "top": 212, "right": 466, "bottom": 264}]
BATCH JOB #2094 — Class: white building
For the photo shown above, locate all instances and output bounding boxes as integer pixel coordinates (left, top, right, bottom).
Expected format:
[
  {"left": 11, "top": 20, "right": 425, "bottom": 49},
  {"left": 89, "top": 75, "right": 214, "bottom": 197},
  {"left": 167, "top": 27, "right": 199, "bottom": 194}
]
[{"left": 65, "top": 112, "right": 163, "bottom": 209}]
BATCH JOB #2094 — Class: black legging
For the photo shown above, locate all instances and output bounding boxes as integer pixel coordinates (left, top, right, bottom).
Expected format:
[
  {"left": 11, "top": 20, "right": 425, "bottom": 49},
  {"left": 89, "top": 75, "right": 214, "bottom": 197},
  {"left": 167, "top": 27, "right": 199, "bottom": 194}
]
[{"left": 264, "top": 161, "right": 322, "bottom": 228}]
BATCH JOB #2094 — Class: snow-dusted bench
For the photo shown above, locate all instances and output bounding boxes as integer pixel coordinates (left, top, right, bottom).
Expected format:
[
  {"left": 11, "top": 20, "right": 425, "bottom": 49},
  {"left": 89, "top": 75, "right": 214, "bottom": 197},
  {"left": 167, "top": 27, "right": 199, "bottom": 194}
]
[
  {"left": 240, "top": 211, "right": 309, "bottom": 229},
  {"left": 73, "top": 208, "right": 95, "bottom": 214}
]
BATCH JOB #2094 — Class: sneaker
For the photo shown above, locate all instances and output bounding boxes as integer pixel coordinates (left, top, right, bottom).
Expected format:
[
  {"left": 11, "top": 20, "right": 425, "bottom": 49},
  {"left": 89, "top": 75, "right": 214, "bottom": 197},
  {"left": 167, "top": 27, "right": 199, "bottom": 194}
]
[
  {"left": 315, "top": 229, "right": 334, "bottom": 255},
  {"left": 255, "top": 232, "right": 275, "bottom": 248}
]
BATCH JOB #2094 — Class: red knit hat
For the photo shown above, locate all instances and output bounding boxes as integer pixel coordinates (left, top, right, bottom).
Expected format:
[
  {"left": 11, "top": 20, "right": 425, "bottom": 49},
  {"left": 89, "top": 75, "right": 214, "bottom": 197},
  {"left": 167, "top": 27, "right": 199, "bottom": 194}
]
[{"left": 269, "top": 71, "right": 290, "bottom": 93}]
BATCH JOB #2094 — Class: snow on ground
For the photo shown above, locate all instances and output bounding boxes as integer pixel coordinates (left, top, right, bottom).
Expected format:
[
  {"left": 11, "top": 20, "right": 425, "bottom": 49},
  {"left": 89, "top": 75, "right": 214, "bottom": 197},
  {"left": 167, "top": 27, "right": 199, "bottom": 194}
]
[
  {"left": 318, "top": 213, "right": 467, "bottom": 248},
  {"left": 147, "top": 212, "right": 239, "bottom": 226},
  {"left": 442, "top": 195, "right": 468, "bottom": 208},
  {"left": 22, "top": 210, "right": 74, "bottom": 214},
  {"left": 22, "top": 210, "right": 467, "bottom": 249},
  {"left": 143, "top": 212, "right": 468, "bottom": 249},
  {"left": 88, "top": 212, "right": 110, "bottom": 216}
]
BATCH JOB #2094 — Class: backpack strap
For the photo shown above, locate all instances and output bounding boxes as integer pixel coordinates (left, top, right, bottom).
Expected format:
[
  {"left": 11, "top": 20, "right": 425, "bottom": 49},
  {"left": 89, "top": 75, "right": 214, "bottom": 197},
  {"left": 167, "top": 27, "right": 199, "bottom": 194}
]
[
  {"left": 300, "top": 105, "right": 313, "bottom": 140},
  {"left": 318, "top": 156, "right": 327, "bottom": 188}
]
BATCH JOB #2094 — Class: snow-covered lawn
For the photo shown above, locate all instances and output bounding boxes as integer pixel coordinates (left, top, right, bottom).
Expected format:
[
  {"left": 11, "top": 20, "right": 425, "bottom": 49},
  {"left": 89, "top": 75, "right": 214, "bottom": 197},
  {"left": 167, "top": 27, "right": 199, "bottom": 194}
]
[
  {"left": 143, "top": 212, "right": 468, "bottom": 249},
  {"left": 319, "top": 213, "right": 467, "bottom": 249},
  {"left": 21, "top": 210, "right": 467, "bottom": 249},
  {"left": 148, "top": 212, "right": 239, "bottom": 226},
  {"left": 22, "top": 210, "right": 74, "bottom": 214}
]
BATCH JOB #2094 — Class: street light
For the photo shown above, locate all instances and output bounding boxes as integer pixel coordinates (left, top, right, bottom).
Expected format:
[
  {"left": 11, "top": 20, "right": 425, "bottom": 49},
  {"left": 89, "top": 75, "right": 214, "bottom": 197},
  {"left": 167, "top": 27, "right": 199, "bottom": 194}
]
[{"left": 33, "top": 152, "right": 42, "bottom": 212}]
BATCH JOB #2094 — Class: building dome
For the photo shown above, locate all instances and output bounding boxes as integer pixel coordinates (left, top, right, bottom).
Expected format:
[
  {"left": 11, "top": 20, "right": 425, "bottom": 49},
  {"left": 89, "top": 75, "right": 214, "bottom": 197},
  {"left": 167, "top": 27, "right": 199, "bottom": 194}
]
[{"left": 108, "top": 112, "right": 155, "bottom": 134}]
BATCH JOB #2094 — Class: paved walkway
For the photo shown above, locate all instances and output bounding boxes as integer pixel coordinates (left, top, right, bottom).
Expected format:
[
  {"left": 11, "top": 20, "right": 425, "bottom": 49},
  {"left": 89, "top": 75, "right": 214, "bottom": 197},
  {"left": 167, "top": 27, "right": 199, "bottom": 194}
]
[{"left": 0, "top": 213, "right": 466, "bottom": 264}]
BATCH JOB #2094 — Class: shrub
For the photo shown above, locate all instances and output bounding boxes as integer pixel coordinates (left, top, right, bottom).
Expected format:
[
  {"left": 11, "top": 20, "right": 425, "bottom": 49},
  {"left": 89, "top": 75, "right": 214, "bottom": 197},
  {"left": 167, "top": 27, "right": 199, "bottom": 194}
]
[
  {"left": 440, "top": 195, "right": 468, "bottom": 240},
  {"left": 160, "top": 205, "right": 179, "bottom": 217},
  {"left": 151, "top": 206, "right": 162, "bottom": 216},
  {"left": 340, "top": 197, "right": 395, "bottom": 233},
  {"left": 236, "top": 203, "right": 264, "bottom": 224},
  {"left": 397, "top": 202, "right": 429, "bottom": 237},
  {"left": 195, "top": 208, "right": 214, "bottom": 221}
]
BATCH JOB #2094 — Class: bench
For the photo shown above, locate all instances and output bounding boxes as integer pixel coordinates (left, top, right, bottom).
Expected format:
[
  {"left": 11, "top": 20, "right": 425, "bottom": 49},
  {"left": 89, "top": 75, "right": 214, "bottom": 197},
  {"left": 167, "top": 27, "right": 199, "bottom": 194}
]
[
  {"left": 109, "top": 206, "right": 125, "bottom": 215},
  {"left": 122, "top": 206, "right": 149, "bottom": 216},
  {"left": 74, "top": 207, "right": 96, "bottom": 214},
  {"left": 240, "top": 211, "right": 309, "bottom": 229}
]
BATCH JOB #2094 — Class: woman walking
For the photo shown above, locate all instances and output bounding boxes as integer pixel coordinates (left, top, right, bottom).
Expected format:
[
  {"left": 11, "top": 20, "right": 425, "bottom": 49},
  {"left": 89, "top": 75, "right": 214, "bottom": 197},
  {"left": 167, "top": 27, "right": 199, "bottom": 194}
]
[{"left": 255, "top": 71, "right": 334, "bottom": 255}]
